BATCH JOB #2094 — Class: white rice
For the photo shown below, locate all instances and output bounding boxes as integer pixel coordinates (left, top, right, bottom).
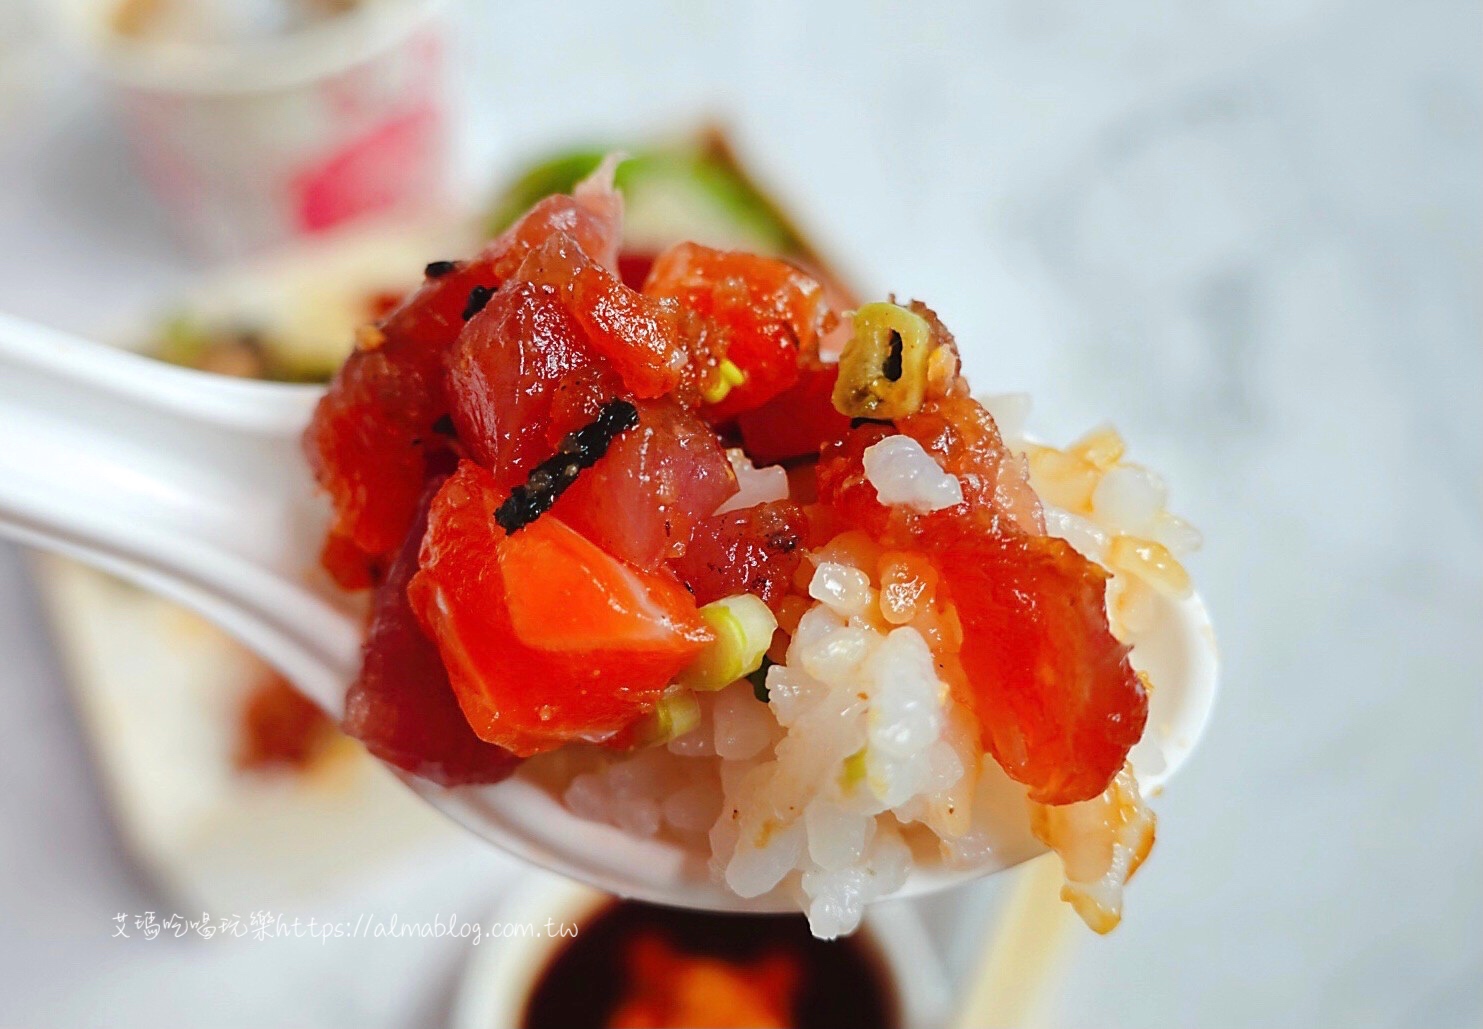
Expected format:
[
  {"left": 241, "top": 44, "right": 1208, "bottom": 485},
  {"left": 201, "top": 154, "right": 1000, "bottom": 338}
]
[
  {"left": 861, "top": 435, "right": 964, "bottom": 512},
  {"left": 716, "top": 448, "right": 790, "bottom": 513},
  {"left": 716, "top": 595, "right": 962, "bottom": 936},
  {"left": 979, "top": 392, "right": 1200, "bottom": 642}
]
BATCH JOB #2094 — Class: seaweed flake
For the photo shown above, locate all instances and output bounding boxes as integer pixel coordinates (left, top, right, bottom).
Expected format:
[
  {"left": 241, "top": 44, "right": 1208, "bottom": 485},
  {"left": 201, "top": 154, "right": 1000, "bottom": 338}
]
[
  {"left": 462, "top": 285, "right": 495, "bottom": 320},
  {"left": 494, "top": 399, "right": 640, "bottom": 534}
]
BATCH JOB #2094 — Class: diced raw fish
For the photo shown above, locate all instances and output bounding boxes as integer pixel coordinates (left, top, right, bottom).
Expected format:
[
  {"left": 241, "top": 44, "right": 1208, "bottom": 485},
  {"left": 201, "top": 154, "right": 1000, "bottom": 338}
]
[
  {"left": 672, "top": 500, "right": 808, "bottom": 610},
  {"left": 342, "top": 476, "right": 521, "bottom": 786},
  {"left": 407, "top": 461, "right": 712, "bottom": 756},
  {"left": 551, "top": 399, "right": 738, "bottom": 567}
]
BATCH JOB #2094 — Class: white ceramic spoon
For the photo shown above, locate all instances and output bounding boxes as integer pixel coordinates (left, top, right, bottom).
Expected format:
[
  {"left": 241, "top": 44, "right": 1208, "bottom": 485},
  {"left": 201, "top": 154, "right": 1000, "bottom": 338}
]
[{"left": 0, "top": 310, "right": 1218, "bottom": 911}]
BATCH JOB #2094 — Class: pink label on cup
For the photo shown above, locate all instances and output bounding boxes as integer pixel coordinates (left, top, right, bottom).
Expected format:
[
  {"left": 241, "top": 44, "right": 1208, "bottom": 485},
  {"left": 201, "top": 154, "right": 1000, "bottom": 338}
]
[{"left": 290, "top": 102, "right": 441, "bottom": 233}]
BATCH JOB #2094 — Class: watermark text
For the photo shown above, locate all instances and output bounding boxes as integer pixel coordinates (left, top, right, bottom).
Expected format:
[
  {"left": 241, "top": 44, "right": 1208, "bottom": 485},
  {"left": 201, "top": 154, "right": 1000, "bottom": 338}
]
[{"left": 111, "top": 911, "right": 577, "bottom": 946}]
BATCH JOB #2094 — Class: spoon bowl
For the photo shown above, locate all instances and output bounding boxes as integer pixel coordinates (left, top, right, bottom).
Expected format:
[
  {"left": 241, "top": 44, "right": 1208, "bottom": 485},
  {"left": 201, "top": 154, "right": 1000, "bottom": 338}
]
[{"left": 0, "top": 311, "right": 1218, "bottom": 911}]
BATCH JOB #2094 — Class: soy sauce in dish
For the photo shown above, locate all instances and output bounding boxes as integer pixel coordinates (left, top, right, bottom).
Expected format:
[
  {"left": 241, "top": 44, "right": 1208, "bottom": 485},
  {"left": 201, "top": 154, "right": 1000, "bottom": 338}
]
[{"left": 521, "top": 901, "right": 897, "bottom": 1029}]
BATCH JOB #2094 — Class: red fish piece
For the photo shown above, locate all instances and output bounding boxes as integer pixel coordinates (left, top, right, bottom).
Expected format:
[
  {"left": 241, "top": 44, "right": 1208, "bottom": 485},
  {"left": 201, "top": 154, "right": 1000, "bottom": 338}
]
[
  {"left": 407, "top": 461, "right": 713, "bottom": 756},
  {"left": 671, "top": 500, "right": 808, "bottom": 610},
  {"left": 445, "top": 281, "right": 620, "bottom": 490},
  {"left": 815, "top": 395, "right": 1043, "bottom": 546},
  {"left": 938, "top": 533, "right": 1146, "bottom": 804},
  {"left": 551, "top": 399, "right": 737, "bottom": 568},
  {"left": 485, "top": 155, "right": 625, "bottom": 278},
  {"left": 303, "top": 258, "right": 484, "bottom": 581},
  {"left": 644, "top": 243, "right": 830, "bottom": 419},
  {"left": 735, "top": 365, "right": 853, "bottom": 466},
  {"left": 341, "top": 476, "right": 521, "bottom": 786},
  {"left": 515, "top": 233, "right": 688, "bottom": 398}
]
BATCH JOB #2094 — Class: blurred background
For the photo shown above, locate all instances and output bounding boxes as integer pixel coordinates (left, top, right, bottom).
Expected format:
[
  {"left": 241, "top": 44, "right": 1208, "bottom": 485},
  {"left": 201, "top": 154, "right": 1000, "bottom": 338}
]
[{"left": 0, "top": 0, "right": 1479, "bottom": 1026}]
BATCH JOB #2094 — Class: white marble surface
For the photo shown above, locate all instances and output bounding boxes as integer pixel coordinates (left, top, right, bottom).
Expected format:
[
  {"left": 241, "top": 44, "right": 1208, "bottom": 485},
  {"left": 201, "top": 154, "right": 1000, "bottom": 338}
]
[{"left": 1, "top": 0, "right": 1479, "bottom": 1025}]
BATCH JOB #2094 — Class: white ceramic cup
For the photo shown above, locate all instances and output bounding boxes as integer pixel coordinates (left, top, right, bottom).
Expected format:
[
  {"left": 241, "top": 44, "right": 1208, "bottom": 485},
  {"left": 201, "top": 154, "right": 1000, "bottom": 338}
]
[{"left": 48, "top": 0, "right": 451, "bottom": 259}]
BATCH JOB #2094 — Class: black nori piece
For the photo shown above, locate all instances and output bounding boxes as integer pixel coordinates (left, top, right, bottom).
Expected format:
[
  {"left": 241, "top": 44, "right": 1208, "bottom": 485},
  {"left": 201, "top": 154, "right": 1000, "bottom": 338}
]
[
  {"left": 462, "top": 284, "right": 495, "bottom": 320},
  {"left": 494, "top": 399, "right": 640, "bottom": 534}
]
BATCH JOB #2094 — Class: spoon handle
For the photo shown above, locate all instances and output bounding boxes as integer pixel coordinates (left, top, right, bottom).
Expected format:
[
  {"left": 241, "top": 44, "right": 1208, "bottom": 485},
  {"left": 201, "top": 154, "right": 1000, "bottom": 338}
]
[{"left": 0, "top": 311, "right": 358, "bottom": 713}]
